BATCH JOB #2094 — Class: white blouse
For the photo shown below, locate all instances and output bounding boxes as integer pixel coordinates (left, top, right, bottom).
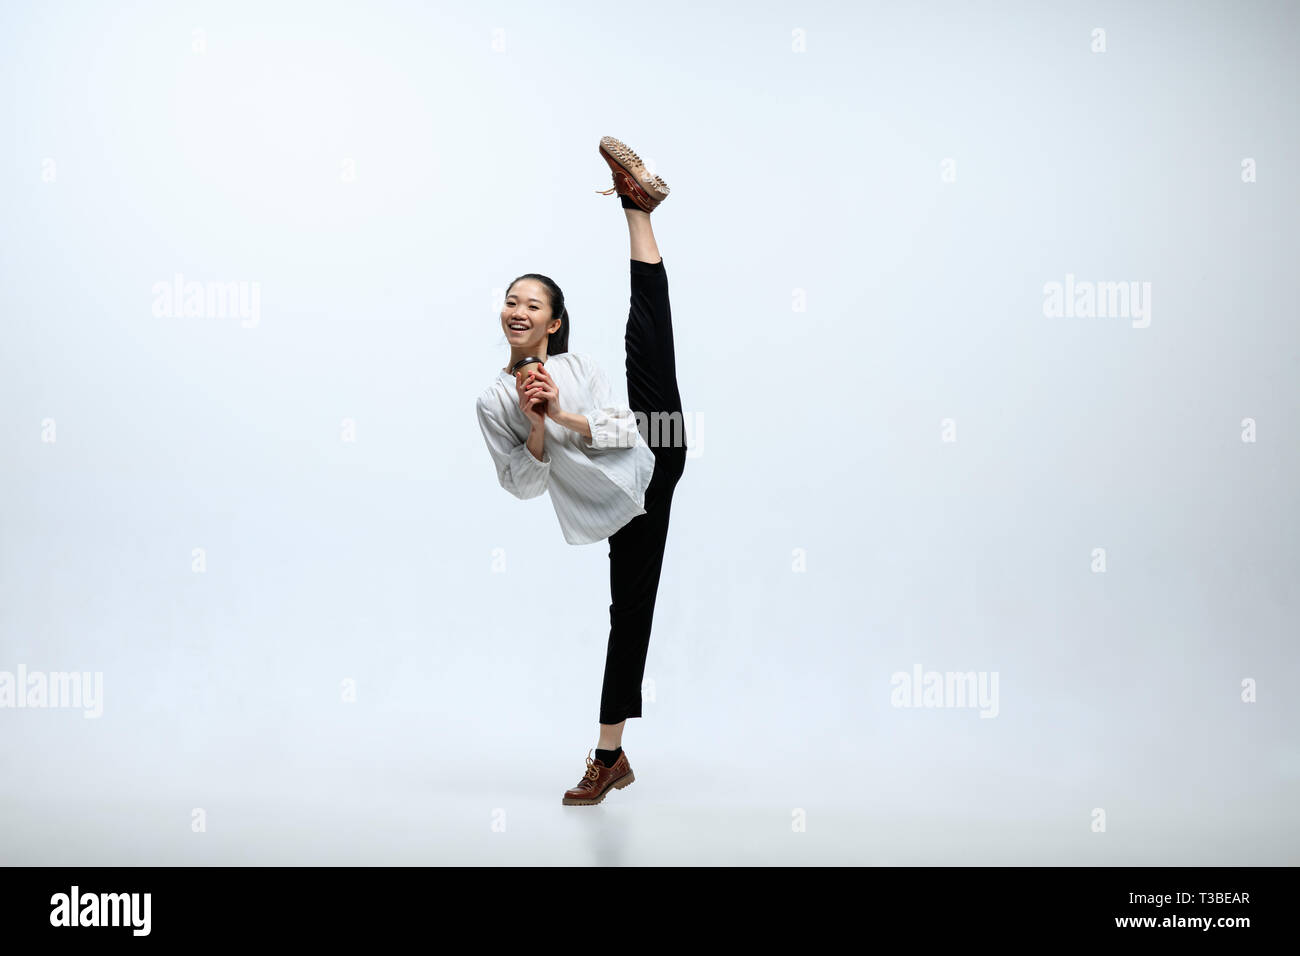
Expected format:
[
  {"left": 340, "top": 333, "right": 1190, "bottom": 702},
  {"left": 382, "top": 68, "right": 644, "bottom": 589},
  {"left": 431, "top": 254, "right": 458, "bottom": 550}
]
[{"left": 475, "top": 351, "right": 656, "bottom": 545}]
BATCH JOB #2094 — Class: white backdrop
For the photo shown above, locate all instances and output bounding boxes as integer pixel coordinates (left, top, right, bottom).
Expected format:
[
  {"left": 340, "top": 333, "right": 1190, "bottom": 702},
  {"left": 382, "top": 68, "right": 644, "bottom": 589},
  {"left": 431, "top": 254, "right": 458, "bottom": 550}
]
[{"left": 1, "top": 0, "right": 1297, "bottom": 864}]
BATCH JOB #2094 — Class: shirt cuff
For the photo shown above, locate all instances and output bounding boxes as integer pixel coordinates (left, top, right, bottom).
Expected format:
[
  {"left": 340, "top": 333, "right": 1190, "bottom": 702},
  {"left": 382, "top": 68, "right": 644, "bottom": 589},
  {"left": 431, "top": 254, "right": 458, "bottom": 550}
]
[
  {"left": 584, "top": 411, "right": 607, "bottom": 449},
  {"left": 584, "top": 410, "right": 639, "bottom": 450}
]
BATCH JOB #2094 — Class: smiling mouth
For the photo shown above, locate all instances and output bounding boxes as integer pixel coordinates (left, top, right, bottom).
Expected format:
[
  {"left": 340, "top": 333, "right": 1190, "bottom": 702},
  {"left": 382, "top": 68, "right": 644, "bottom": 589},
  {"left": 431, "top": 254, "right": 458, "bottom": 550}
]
[{"left": 508, "top": 322, "right": 529, "bottom": 332}]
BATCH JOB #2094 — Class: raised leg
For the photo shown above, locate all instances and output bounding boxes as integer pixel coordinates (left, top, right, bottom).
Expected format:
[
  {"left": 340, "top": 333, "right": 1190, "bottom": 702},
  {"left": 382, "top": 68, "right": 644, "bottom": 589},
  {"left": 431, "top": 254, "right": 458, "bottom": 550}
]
[
  {"left": 625, "top": 206, "right": 660, "bottom": 264},
  {"left": 622, "top": 211, "right": 686, "bottom": 454}
]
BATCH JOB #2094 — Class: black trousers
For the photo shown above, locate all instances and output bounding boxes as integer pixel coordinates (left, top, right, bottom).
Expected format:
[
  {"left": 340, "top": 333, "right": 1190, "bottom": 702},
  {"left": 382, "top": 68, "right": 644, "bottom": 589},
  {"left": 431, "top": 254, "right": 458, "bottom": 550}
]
[{"left": 598, "top": 257, "right": 687, "bottom": 725}]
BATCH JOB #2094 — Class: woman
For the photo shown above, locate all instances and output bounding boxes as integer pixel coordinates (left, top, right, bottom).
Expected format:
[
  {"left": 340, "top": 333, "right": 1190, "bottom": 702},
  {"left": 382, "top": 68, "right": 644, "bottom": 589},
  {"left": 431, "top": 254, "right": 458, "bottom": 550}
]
[{"left": 475, "top": 136, "right": 687, "bottom": 806}]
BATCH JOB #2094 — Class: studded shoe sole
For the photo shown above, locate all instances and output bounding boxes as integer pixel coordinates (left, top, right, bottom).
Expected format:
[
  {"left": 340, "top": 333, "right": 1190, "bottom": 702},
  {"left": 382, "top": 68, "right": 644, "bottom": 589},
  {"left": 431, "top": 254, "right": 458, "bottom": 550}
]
[{"left": 595, "top": 135, "right": 669, "bottom": 213}]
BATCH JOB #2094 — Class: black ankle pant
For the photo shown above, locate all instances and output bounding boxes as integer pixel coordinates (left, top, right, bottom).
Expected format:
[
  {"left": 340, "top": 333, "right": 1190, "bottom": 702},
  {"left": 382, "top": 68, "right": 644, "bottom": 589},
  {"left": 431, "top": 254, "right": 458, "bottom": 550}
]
[{"left": 599, "top": 257, "right": 687, "bottom": 725}]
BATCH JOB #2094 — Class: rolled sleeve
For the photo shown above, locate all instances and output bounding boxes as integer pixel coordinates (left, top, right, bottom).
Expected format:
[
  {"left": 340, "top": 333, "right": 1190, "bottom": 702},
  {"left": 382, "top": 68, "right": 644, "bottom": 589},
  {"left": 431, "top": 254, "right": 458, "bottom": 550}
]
[
  {"left": 580, "top": 357, "right": 642, "bottom": 450},
  {"left": 584, "top": 408, "right": 641, "bottom": 450}
]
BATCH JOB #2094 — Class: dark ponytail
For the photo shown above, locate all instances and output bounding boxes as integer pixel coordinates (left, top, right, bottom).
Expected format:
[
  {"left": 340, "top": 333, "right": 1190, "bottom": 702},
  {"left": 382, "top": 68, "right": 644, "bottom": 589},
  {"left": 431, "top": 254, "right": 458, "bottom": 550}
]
[{"left": 506, "top": 272, "right": 569, "bottom": 356}]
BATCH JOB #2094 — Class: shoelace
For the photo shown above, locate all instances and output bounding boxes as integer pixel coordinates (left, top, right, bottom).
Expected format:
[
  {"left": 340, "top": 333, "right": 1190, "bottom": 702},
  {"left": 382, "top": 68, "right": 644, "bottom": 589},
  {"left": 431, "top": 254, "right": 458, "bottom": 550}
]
[
  {"left": 595, "top": 176, "right": 667, "bottom": 198},
  {"left": 595, "top": 176, "right": 658, "bottom": 204},
  {"left": 580, "top": 749, "right": 601, "bottom": 786}
]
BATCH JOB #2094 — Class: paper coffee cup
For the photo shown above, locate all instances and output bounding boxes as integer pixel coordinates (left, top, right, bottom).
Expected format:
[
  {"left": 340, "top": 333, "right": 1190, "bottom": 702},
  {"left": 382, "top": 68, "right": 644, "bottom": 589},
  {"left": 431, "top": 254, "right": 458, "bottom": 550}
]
[{"left": 515, "top": 360, "right": 544, "bottom": 411}]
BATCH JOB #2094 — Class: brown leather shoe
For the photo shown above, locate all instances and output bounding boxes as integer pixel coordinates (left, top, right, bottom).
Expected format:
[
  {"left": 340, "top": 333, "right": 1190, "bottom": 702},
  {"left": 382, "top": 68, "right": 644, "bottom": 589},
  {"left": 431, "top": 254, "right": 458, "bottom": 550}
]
[
  {"left": 594, "top": 136, "right": 669, "bottom": 213},
  {"left": 562, "top": 748, "right": 636, "bottom": 806}
]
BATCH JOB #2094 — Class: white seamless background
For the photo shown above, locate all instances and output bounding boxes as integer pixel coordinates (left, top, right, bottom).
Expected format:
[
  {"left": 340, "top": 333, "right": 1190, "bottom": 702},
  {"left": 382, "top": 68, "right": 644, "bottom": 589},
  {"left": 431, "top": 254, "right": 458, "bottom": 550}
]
[{"left": 0, "top": 0, "right": 1296, "bottom": 864}]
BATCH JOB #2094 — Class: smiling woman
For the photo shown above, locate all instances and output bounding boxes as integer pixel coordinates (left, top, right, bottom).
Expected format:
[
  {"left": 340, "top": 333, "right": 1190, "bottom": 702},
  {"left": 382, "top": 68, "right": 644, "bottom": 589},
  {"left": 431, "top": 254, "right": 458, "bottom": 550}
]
[
  {"left": 473, "top": 135, "right": 686, "bottom": 808},
  {"left": 502, "top": 272, "right": 569, "bottom": 357}
]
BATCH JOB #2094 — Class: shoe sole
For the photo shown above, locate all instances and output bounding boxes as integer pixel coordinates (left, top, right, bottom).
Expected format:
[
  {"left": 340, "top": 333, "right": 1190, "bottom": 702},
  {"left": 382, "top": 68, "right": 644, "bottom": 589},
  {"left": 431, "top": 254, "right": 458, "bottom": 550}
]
[
  {"left": 597, "top": 136, "right": 669, "bottom": 212},
  {"left": 561, "top": 769, "right": 635, "bottom": 806}
]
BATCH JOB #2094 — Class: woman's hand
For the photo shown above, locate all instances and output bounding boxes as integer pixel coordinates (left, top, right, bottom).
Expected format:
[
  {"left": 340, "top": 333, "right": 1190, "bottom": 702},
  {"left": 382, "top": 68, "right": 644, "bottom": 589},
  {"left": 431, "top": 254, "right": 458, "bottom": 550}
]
[
  {"left": 515, "top": 370, "right": 547, "bottom": 428},
  {"left": 525, "top": 364, "right": 562, "bottom": 422}
]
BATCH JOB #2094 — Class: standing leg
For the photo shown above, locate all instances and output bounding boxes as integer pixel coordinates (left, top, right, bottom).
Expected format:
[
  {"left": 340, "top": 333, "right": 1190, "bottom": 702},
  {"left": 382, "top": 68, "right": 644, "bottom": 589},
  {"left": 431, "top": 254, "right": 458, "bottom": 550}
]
[
  {"left": 597, "top": 207, "right": 687, "bottom": 742},
  {"left": 599, "top": 483, "right": 676, "bottom": 729}
]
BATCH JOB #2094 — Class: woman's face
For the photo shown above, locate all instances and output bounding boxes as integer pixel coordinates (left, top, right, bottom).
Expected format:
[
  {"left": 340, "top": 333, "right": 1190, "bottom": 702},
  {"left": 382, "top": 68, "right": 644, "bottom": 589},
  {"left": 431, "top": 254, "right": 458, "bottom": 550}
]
[{"left": 502, "top": 279, "right": 560, "bottom": 352}]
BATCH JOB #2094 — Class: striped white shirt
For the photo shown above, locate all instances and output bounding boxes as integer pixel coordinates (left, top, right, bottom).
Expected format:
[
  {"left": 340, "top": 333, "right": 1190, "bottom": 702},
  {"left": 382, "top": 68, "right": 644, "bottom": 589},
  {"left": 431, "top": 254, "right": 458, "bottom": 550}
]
[{"left": 475, "top": 351, "right": 656, "bottom": 545}]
